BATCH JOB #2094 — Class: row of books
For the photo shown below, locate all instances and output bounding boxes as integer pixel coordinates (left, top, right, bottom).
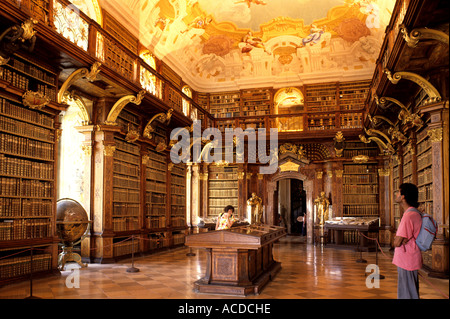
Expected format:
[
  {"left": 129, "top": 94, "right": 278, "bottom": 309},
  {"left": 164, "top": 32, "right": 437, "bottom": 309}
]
[
  {"left": 344, "top": 165, "right": 378, "bottom": 174},
  {"left": 9, "top": 57, "right": 56, "bottom": 85},
  {"left": 209, "top": 180, "right": 238, "bottom": 188},
  {"left": 417, "top": 137, "right": 432, "bottom": 154},
  {"left": 171, "top": 217, "right": 185, "bottom": 227},
  {"left": 171, "top": 185, "right": 185, "bottom": 196},
  {"left": 209, "top": 197, "right": 238, "bottom": 208},
  {"left": 343, "top": 184, "right": 378, "bottom": 194},
  {"left": 343, "top": 204, "right": 378, "bottom": 216},
  {"left": 112, "top": 217, "right": 139, "bottom": 232},
  {"left": 0, "top": 132, "right": 54, "bottom": 160},
  {"left": 0, "top": 115, "right": 54, "bottom": 142},
  {"left": 343, "top": 194, "right": 378, "bottom": 204},
  {"left": 115, "top": 138, "right": 140, "bottom": 155},
  {"left": 36, "top": 84, "right": 57, "bottom": 102},
  {"left": 147, "top": 159, "right": 166, "bottom": 171},
  {"left": 146, "top": 216, "right": 166, "bottom": 228},
  {"left": 145, "top": 204, "right": 166, "bottom": 216},
  {"left": 0, "top": 177, "right": 52, "bottom": 198},
  {"left": 171, "top": 206, "right": 185, "bottom": 216},
  {"left": 418, "top": 184, "right": 433, "bottom": 202},
  {"left": 342, "top": 149, "right": 379, "bottom": 157},
  {"left": 145, "top": 192, "right": 166, "bottom": 204},
  {"left": 113, "top": 174, "right": 140, "bottom": 189},
  {"left": 417, "top": 151, "right": 432, "bottom": 171},
  {"left": 173, "top": 233, "right": 185, "bottom": 245},
  {"left": 0, "top": 154, "right": 53, "bottom": 179},
  {"left": 418, "top": 168, "right": 432, "bottom": 186},
  {"left": 208, "top": 172, "right": 238, "bottom": 180},
  {"left": 210, "top": 189, "right": 239, "bottom": 197},
  {"left": 0, "top": 218, "right": 51, "bottom": 241},
  {"left": 114, "top": 149, "right": 139, "bottom": 165},
  {"left": 171, "top": 165, "right": 185, "bottom": 176},
  {"left": 341, "top": 230, "right": 360, "bottom": 245},
  {"left": 209, "top": 206, "right": 239, "bottom": 216},
  {"left": 0, "top": 253, "right": 52, "bottom": 279},
  {"left": 0, "top": 198, "right": 52, "bottom": 217},
  {"left": 113, "top": 161, "right": 139, "bottom": 176},
  {"left": 0, "top": 97, "right": 54, "bottom": 128},
  {"left": 146, "top": 168, "right": 166, "bottom": 182},
  {"left": 112, "top": 188, "right": 139, "bottom": 202},
  {"left": 147, "top": 233, "right": 170, "bottom": 249},
  {"left": 113, "top": 239, "right": 139, "bottom": 256},
  {"left": 171, "top": 194, "right": 185, "bottom": 205},
  {"left": 342, "top": 174, "right": 378, "bottom": 184},
  {"left": 403, "top": 161, "right": 412, "bottom": 177},
  {"left": 112, "top": 203, "right": 139, "bottom": 217},
  {"left": 171, "top": 175, "right": 185, "bottom": 186},
  {"left": 146, "top": 180, "right": 166, "bottom": 193},
  {"left": 340, "top": 114, "right": 363, "bottom": 128},
  {"left": 0, "top": 67, "right": 29, "bottom": 90}
]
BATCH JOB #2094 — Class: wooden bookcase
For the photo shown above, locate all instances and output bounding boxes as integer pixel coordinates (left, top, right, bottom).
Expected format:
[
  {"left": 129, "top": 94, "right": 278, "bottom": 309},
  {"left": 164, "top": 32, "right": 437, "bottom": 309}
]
[
  {"left": 208, "top": 165, "right": 239, "bottom": 217},
  {"left": 112, "top": 138, "right": 141, "bottom": 233},
  {"left": 304, "top": 83, "right": 338, "bottom": 112},
  {"left": 307, "top": 113, "right": 336, "bottom": 130},
  {"left": 402, "top": 144, "right": 413, "bottom": 184},
  {"left": 241, "top": 88, "right": 271, "bottom": 117},
  {"left": 342, "top": 141, "right": 379, "bottom": 158},
  {"left": 209, "top": 92, "right": 241, "bottom": 118},
  {"left": 392, "top": 154, "right": 402, "bottom": 229},
  {"left": 145, "top": 150, "right": 167, "bottom": 230},
  {"left": 338, "top": 80, "right": 370, "bottom": 111},
  {"left": 342, "top": 163, "right": 379, "bottom": 217},
  {"left": 0, "top": 53, "right": 60, "bottom": 285},
  {"left": 170, "top": 163, "right": 186, "bottom": 229}
]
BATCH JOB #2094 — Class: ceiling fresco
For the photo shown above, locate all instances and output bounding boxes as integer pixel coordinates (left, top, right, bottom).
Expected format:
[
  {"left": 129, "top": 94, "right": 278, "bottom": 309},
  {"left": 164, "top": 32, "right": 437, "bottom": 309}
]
[{"left": 100, "top": 0, "right": 396, "bottom": 91}]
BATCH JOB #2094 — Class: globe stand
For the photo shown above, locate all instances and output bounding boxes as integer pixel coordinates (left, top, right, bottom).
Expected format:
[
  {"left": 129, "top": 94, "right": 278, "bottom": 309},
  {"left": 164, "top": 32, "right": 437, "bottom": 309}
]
[{"left": 58, "top": 245, "right": 87, "bottom": 270}]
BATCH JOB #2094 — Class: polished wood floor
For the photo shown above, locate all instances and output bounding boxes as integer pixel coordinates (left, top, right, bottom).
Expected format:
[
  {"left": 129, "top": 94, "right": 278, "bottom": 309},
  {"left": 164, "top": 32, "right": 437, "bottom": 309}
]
[{"left": 0, "top": 236, "right": 448, "bottom": 299}]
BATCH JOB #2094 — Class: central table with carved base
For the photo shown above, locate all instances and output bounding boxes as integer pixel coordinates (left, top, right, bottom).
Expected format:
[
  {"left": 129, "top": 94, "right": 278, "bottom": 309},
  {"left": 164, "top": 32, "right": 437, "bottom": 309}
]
[{"left": 185, "top": 224, "right": 286, "bottom": 296}]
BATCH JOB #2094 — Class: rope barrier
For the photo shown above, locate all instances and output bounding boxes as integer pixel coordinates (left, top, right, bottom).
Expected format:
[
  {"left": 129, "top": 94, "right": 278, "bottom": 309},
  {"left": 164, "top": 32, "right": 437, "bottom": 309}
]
[{"left": 357, "top": 231, "right": 449, "bottom": 299}]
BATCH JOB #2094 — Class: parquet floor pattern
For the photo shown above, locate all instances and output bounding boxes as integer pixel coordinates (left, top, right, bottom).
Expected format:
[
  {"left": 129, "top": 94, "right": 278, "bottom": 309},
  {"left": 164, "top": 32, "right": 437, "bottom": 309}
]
[{"left": 0, "top": 237, "right": 447, "bottom": 299}]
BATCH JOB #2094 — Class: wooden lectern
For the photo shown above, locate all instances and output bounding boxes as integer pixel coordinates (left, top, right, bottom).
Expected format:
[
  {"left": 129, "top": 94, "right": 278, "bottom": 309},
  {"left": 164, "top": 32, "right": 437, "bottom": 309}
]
[{"left": 185, "top": 224, "right": 286, "bottom": 296}]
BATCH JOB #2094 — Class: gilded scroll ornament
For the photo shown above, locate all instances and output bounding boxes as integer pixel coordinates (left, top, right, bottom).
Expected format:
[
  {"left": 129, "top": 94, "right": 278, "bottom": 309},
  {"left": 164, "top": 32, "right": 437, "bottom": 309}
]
[
  {"left": 400, "top": 24, "right": 449, "bottom": 48},
  {"left": 105, "top": 90, "right": 146, "bottom": 126},
  {"left": 384, "top": 69, "right": 441, "bottom": 105},
  {"left": 22, "top": 90, "right": 50, "bottom": 110},
  {"left": 58, "top": 62, "right": 101, "bottom": 103},
  {"left": 143, "top": 108, "right": 174, "bottom": 139}
]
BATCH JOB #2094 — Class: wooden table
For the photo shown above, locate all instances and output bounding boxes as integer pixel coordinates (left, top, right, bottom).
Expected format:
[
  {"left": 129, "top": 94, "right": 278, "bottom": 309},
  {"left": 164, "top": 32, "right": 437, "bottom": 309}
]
[
  {"left": 185, "top": 224, "right": 286, "bottom": 296},
  {"left": 324, "top": 222, "right": 379, "bottom": 252}
]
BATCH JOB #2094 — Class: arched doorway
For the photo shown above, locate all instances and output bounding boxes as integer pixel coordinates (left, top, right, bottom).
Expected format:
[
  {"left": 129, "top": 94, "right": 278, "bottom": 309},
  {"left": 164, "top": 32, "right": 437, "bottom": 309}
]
[{"left": 267, "top": 170, "right": 314, "bottom": 244}]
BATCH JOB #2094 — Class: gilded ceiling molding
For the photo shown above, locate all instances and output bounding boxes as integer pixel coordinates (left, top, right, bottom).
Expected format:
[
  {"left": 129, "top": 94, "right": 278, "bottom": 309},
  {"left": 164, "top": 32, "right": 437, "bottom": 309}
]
[
  {"left": 399, "top": 24, "right": 449, "bottom": 48},
  {"left": 104, "top": 90, "right": 146, "bottom": 125},
  {"left": 143, "top": 108, "right": 173, "bottom": 139},
  {"left": 383, "top": 69, "right": 441, "bottom": 105},
  {"left": 66, "top": 90, "right": 91, "bottom": 125},
  {"left": 57, "top": 62, "right": 101, "bottom": 104},
  {"left": 359, "top": 127, "right": 395, "bottom": 155}
]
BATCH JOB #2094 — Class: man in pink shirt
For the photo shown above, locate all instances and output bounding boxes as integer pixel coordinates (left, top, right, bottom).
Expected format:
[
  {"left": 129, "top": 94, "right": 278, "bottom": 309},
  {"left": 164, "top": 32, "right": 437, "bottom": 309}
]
[{"left": 392, "top": 183, "right": 423, "bottom": 299}]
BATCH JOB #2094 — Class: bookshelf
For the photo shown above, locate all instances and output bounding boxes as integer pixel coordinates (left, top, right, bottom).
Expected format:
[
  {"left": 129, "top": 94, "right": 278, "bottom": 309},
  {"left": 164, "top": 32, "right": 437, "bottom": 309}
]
[
  {"left": 392, "top": 155, "right": 401, "bottom": 228},
  {"left": 241, "top": 89, "right": 271, "bottom": 117},
  {"left": 208, "top": 165, "right": 239, "bottom": 217},
  {"left": 170, "top": 163, "right": 186, "bottom": 229},
  {"left": 402, "top": 144, "right": 413, "bottom": 184},
  {"left": 145, "top": 150, "right": 167, "bottom": 230},
  {"left": 342, "top": 163, "right": 379, "bottom": 217},
  {"left": 0, "top": 53, "right": 58, "bottom": 102},
  {"left": 0, "top": 92, "right": 57, "bottom": 284},
  {"left": 304, "top": 83, "right": 337, "bottom": 112},
  {"left": 338, "top": 80, "right": 370, "bottom": 111},
  {"left": 209, "top": 92, "right": 241, "bottom": 118},
  {"left": 416, "top": 128, "right": 433, "bottom": 269},
  {"left": 112, "top": 138, "right": 141, "bottom": 233},
  {"left": 342, "top": 141, "right": 379, "bottom": 158}
]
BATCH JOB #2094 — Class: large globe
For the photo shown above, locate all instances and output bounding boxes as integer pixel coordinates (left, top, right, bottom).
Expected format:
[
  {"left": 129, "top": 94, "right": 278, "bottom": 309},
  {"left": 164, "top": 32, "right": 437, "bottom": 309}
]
[{"left": 56, "top": 198, "right": 89, "bottom": 246}]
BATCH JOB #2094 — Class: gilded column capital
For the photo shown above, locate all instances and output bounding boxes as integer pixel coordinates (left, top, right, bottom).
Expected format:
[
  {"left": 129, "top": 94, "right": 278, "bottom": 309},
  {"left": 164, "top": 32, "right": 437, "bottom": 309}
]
[
  {"left": 378, "top": 168, "right": 390, "bottom": 177},
  {"left": 103, "top": 145, "right": 116, "bottom": 157},
  {"left": 427, "top": 128, "right": 443, "bottom": 142},
  {"left": 315, "top": 171, "right": 323, "bottom": 179},
  {"left": 334, "top": 170, "right": 343, "bottom": 178},
  {"left": 81, "top": 145, "right": 92, "bottom": 157}
]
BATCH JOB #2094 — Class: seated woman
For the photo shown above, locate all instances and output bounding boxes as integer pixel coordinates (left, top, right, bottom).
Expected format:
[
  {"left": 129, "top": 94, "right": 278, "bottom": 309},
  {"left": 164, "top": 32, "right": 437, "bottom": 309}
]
[{"left": 215, "top": 205, "right": 236, "bottom": 230}]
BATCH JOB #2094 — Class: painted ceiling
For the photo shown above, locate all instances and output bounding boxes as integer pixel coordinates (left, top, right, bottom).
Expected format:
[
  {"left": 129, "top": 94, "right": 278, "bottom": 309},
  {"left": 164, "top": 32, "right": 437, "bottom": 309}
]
[{"left": 100, "top": 0, "right": 396, "bottom": 92}]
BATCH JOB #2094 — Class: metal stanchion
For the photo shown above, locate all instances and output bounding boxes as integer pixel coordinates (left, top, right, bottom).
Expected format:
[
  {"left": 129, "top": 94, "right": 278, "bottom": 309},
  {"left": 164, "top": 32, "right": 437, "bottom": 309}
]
[
  {"left": 375, "top": 242, "right": 385, "bottom": 279},
  {"left": 355, "top": 232, "right": 367, "bottom": 263},
  {"left": 24, "top": 246, "right": 41, "bottom": 299},
  {"left": 126, "top": 235, "right": 140, "bottom": 273},
  {"left": 186, "top": 227, "right": 195, "bottom": 257}
]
